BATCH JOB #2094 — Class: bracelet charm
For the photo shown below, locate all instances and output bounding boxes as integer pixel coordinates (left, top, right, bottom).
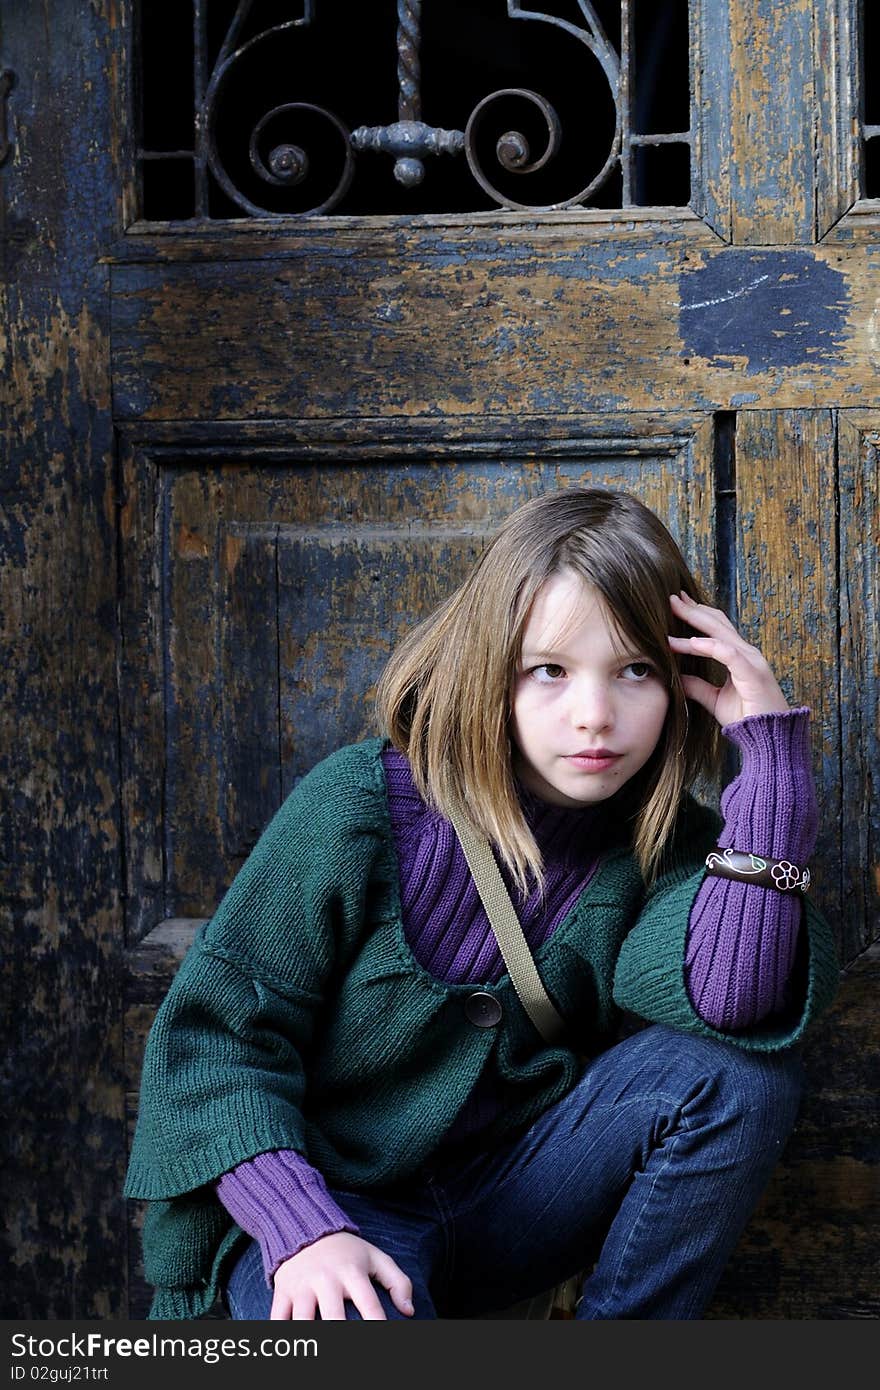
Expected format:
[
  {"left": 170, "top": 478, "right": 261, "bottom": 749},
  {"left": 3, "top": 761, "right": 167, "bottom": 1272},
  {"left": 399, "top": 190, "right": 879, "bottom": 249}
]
[{"left": 704, "top": 847, "right": 811, "bottom": 893}]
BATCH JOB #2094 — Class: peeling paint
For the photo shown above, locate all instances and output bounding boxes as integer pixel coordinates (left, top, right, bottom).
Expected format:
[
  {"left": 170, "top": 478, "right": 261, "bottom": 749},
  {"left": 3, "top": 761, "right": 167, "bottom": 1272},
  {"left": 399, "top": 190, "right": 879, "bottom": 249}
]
[
  {"left": 680, "top": 252, "right": 850, "bottom": 375},
  {"left": 1, "top": 0, "right": 127, "bottom": 1320}
]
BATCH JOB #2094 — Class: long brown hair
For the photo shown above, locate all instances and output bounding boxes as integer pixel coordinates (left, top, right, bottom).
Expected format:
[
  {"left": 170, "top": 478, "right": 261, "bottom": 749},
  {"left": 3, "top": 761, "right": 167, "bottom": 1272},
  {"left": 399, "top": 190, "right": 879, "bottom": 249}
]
[{"left": 375, "top": 489, "right": 722, "bottom": 891}]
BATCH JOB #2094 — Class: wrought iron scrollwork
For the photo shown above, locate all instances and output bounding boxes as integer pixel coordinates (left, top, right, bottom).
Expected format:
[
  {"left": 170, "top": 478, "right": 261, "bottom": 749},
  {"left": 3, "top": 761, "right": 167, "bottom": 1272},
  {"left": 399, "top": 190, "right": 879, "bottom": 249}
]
[
  {"left": 201, "top": 0, "right": 354, "bottom": 216},
  {"left": 199, "top": 1, "right": 630, "bottom": 216},
  {"left": 464, "top": 3, "right": 622, "bottom": 210},
  {"left": 245, "top": 102, "right": 355, "bottom": 213},
  {"left": 464, "top": 88, "right": 563, "bottom": 210}
]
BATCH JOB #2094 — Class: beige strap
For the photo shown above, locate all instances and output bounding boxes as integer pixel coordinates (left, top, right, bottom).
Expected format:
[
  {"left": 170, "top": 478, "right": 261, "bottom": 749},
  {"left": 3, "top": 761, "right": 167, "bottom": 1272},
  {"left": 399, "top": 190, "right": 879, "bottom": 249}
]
[{"left": 447, "top": 803, "right": 567, "bottom": 1046}]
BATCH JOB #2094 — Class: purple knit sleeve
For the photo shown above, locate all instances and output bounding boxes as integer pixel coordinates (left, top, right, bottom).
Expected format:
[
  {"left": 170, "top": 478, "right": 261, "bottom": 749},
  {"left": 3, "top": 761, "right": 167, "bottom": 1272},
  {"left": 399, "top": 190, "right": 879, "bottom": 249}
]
[
  {"left": 684, "top": 707, "right": 818, "bottom": 1030},
  {"left": 215, "top": 1149, "right": 360, "bottom": 1287}
]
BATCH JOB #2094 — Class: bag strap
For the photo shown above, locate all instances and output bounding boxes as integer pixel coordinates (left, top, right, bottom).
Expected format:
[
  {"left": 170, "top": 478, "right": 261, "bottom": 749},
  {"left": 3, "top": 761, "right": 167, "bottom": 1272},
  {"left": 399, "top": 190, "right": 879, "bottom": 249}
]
[{"left": 447, "top": 802, "right": 567, "bottom": 1046}]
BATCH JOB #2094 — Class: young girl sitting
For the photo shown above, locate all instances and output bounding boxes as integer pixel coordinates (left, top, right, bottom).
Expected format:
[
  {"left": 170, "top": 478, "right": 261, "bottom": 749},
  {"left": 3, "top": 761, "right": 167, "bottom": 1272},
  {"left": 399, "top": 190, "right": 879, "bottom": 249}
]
[{"left": 125, "top": 487, "right": 838, "bottom": 1321}]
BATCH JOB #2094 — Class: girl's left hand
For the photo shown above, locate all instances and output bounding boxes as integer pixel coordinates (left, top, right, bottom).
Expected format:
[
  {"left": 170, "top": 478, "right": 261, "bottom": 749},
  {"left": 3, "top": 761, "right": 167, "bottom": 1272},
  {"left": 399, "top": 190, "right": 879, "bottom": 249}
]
[{"left": 667, "top": 591, "right": 790, "bottom": 725}]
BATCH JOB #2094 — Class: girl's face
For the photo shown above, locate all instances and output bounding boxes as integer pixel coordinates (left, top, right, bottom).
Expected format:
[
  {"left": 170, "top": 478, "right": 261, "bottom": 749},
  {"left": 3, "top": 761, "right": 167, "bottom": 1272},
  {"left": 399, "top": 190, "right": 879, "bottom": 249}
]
[{"left": 510, "top": 570, "right": 670, "bottom": 809}]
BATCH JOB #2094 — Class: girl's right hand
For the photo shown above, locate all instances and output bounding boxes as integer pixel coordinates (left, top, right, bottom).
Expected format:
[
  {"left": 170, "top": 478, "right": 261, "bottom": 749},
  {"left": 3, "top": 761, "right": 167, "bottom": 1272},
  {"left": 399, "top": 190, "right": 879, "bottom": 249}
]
[{"left": 270, "top": 1231, "right": 415, "bottom": 1320}]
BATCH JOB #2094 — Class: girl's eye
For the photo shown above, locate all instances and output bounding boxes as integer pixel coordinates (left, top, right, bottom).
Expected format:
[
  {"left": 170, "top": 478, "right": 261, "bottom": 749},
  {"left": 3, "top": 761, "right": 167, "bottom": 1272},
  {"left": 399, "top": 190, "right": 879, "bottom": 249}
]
[
  {"left": 622, "top": 661, "right": 654, "bottom": 681},
  {"left": 532, "top": 663, "right": 566, "bottom": 683}
]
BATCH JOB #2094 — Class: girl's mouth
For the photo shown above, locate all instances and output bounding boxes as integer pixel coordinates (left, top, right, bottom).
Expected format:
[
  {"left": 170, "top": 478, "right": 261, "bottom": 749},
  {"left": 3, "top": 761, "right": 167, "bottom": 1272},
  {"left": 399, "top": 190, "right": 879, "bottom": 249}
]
[{"left": 565, "top": 752, "right": 622, "bottom": 772}]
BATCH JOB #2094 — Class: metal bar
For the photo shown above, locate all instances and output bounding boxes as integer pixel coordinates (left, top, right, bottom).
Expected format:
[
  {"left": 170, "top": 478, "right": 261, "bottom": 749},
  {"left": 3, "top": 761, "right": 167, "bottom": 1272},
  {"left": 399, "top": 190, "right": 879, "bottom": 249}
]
[
  {"left": 193, "top": 0, "right": 209, "bottom": 217},
  {"left": 630, "top": 132, "right": 692, "bottom": 146},
  {"left": 620, "top": 0, "right": 633, "bottom": 205},
  {"left": 397, "top": 1, "right": 422, "bottom": 122},
  {"left": 139, "top": 149, "right": 196, "bottom": 160}
]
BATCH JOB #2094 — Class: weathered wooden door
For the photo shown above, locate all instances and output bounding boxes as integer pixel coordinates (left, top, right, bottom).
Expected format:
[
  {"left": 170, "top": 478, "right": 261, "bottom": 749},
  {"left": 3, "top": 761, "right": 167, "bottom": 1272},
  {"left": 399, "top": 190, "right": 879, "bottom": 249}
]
[{"left": 2, "top": 1, "right": 876, "bottom": 1318}]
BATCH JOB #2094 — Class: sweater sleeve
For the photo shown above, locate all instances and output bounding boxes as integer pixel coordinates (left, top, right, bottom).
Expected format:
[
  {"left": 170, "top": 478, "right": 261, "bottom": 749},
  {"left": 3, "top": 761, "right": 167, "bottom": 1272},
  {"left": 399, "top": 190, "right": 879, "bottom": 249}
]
[
  {"left": 611, "top": 770, "right": 839, "bottom": 1052},
  {"left": 683, "top": 707, "right": 817, "bottom": 1029},
  {"left": 216, "top": 1149, "right": 360, "bottom": 1286},
  {"left": 123, "top": 741, "right": 388, "bottom": 1201}
]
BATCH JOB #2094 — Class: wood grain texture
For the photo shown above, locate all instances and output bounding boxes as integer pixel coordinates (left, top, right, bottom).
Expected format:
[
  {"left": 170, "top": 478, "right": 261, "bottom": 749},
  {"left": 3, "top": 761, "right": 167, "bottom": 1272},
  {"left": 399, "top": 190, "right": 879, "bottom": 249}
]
[
  {"left": 729, "top": 0, "right": 815, "bottom": 244},
  {"left": 734, "top": 411, "right": 845, "bottom": 943},
  {"left": 837, "top": 413, "right": 880, "bottom": 963},
  {"left": 110, "top": 231, "right": 872, "bottom": 421},
  {"left": 118, "top": 445, "right": 165, "bottom": 940},
  {"left": 0, "top": 2, "right": 127, "bottom": 1317},
  {"left": 690, "top": 0, "right": 733, "bottom": 240},
  {"left": 117, "top": 425, "right": 714, "bottom": 926},
  {"left": 815, "top": 0, "right": 860, "bottom": 238}
]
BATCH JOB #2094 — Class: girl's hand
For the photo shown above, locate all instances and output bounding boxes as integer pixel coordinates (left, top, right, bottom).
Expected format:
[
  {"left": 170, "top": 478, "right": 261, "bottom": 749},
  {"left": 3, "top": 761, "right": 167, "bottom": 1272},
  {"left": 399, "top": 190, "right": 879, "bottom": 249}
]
[
  {"left": 270, "top": 1231, "right": 415, "bottom": 1321},
  {"left": 667, "top": 591, "right": 790, "bottom": 725}
]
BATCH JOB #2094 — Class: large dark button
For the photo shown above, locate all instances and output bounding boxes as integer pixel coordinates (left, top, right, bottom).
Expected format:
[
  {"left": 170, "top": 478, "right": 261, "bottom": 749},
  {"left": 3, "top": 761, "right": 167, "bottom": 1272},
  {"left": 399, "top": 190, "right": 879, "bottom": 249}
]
[{"left": 464, "top": 991, "right": 503, "bottom": 1028}]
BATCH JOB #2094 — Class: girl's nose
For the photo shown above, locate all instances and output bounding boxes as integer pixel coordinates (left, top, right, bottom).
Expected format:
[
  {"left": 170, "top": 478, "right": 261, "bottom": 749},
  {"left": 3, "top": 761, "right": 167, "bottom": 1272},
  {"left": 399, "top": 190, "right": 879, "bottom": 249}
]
[{"left": 569, "top": 680, "right": 614, "bottom": 732}]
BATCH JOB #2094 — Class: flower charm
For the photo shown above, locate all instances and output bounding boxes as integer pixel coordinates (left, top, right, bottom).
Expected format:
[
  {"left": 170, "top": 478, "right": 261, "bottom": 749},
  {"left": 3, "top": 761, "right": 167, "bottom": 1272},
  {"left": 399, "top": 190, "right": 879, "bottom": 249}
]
[{"left": 771, "top": 860, "right": 800, "bottom": 890}]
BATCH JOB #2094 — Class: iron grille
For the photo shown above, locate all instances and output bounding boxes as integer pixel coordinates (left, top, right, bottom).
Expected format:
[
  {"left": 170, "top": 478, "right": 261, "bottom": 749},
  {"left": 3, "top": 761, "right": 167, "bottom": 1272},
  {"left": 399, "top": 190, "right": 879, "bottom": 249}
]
[{"left": 137, "top": 0, "right": 691, "bottom": 219}]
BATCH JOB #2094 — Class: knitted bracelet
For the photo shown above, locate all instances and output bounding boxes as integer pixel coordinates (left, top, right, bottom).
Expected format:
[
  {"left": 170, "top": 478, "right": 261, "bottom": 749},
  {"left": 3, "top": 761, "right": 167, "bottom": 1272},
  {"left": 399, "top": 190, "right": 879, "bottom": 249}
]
[{"left": 704, "top": 847, "right": 811, "bottom": 893}]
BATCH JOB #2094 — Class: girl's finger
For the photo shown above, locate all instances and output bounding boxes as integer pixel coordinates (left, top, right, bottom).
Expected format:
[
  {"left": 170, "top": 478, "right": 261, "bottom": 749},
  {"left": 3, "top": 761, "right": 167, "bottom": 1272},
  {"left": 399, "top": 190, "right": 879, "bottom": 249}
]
[
  {"left": 679, "top": 673, "right": 723, "bottom": 712},
  {"left": 290, "top": 1290, "right": 318, "bottom": 1321},
  {"left": 673, "top": 589, "right": 731, "bottom": 616},
  {"left": 345, "top": 1274, "right": 390, "bottom": 1321},
  {"left": 370, "top": 1250, "right": 415, "bottom": 1317},
  {"left": 667, "top": 634, "right": 739, "bottom": 664},
  {"left": 270, "top": 1290, "right": 294, "bottom": 1319},
  {"left": 316, "top": 1287, "right": 348, "bottom": 1322},
  {"left": 670, "top": 592, "right": 740, "bottom": 634},
  {"left": 669, "top": 634, "right": 770, "bottom": 684}
]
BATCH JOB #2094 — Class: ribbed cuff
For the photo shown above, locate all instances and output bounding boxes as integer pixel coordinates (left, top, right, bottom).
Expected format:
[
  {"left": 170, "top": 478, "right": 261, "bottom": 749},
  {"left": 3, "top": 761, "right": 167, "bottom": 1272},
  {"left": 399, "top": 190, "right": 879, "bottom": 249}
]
[
  {"left": 685, "top": 875, "right": 801, "bottom": 1028},
  {"left": 615, "top": 869, "right": 840, "bottom": 1049},
  {"left": 216, "top": 1149, "right": 360, "bottom": 1286},
  {"left": 718, "top": 707, "right": 818, "bottom": 861}
]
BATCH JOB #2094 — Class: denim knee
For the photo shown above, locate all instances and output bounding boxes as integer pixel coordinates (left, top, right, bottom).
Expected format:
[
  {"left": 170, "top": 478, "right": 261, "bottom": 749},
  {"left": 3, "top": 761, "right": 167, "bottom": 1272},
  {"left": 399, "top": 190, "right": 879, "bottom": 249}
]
[
  {"left": 631, "top": 1025, "right": 805, "bottom": 1140},
  {"left": 678, "top": 1031, "right": 805, "bottom": 1158},
  {"left": 723, "top": 1041, "right": 804, "bottom": 1129}
]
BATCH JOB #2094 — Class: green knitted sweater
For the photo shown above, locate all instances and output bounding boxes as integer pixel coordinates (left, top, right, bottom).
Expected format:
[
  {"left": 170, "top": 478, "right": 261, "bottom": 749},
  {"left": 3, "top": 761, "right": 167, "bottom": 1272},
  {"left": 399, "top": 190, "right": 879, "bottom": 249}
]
[{"left": 124, "top": 738, "right": 839, "bottom": 1319}]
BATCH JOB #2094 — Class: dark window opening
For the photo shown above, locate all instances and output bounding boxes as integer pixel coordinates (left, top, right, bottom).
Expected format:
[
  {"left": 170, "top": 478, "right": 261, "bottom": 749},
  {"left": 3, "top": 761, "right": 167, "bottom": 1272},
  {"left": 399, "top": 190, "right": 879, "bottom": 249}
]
[
  {"left": 863, "top": 0, "right": 880, "bottom": 196},
  {"left": 137, "top": 0, "right": 692, "bottom": 221}
]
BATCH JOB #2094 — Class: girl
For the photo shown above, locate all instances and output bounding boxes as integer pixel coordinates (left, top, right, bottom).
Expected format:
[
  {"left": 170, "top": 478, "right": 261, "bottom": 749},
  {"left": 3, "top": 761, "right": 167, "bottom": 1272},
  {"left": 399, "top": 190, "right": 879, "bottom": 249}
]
[{"left": 125, "top": 488, "right": 838, "bottom": 1321}]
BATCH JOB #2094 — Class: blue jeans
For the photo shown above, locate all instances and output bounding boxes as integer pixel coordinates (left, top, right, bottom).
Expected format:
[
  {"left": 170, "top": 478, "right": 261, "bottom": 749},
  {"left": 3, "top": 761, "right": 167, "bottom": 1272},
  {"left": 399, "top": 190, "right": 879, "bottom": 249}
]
[{"left": 225, "top": 1024, "right": 803, "bottom": 1320}]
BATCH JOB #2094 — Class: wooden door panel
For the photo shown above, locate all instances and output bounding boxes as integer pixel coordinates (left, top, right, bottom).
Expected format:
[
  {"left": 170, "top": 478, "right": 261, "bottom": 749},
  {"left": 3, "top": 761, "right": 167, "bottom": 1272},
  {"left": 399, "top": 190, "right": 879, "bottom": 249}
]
[
  {"left": 725, "top": 0, "right": 822, "bottom": 245},
  {"left": 110, "top": 231, "right": 880, "bottom": 419},
  {"left": 734, "top": 410, "right": 877, "bottom": 967},
  {"left": 816, "top": 0, "right": 860, "bottom": 238},
  {"left": 119, "top": 420, "right": 715, "bottom": 935},
  {"left": 734, "top": 411, "right": 845, "bottom": 932},
  {"left": 704, "top": 406, "right": 879, "bottom": 1319},
  {"left": 837, "top": 413, "right": 880, "bottom": 959},
  {"left": 110, "top": 218, "right": 719, "bottom": 420}
]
